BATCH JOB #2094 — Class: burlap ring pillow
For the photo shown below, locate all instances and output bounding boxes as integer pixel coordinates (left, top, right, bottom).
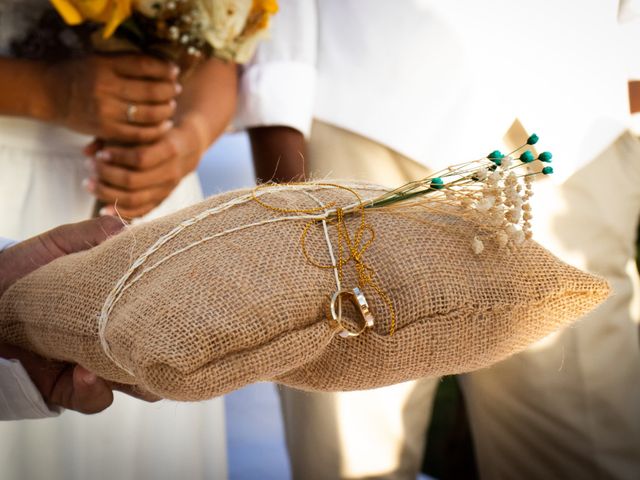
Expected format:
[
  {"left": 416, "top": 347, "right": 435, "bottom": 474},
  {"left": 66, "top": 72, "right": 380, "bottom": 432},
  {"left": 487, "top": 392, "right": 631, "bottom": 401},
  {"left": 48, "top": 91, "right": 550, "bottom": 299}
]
[{"left": 0, "top": 182, "right": 609, "bottom": 400}]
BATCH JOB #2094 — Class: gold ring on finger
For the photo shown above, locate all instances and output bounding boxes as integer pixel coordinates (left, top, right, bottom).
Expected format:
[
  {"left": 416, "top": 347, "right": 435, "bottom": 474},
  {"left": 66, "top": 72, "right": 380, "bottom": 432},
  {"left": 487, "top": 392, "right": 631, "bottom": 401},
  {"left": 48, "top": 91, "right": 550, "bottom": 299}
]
[{"left": 126, "top": 103, "right": 138, "bottom": 124}]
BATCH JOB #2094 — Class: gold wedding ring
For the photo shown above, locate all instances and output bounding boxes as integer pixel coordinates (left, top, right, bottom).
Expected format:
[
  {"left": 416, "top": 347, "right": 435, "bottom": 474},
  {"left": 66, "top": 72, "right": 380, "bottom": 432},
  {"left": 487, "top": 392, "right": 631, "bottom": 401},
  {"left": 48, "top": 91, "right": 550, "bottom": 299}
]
[
  {"left": 126, "top": 103, "right": 138, "bottom": 124},
  {"left": 329, "top": 287, "right": 375, "bottom": 338}
]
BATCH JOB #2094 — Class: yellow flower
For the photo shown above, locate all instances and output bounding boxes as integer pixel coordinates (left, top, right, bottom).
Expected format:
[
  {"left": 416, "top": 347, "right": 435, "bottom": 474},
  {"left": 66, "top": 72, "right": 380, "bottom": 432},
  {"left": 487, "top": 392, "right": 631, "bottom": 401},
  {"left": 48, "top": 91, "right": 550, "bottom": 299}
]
[
  {"left": 252, "top": 0, "right": 278, "bottom": 15},
  {"left": 50, "top": 0, "right": 132, "bottom": 38}
]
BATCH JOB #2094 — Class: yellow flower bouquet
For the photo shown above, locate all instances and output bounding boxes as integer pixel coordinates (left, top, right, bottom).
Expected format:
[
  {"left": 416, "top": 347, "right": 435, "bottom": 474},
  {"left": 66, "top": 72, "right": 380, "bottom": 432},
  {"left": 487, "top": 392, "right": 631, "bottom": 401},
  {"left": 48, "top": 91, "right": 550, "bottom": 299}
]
[{"left": 50, "top": 0, "right": 278, "bottom": 63}]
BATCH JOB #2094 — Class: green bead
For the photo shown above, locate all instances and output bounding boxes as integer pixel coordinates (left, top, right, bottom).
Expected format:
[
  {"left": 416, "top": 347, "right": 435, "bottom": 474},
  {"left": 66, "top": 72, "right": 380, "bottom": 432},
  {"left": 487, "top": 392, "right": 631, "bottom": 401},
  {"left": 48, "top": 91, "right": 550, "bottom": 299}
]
[
  {"left": 527, "top": 133, "right": 539, "bottom": 145},
  {"left": 430, "top": 177, "right": 444, "bottom": 189},
  {"left": 538, "top": 151, "right": 553, "bottom": 162},
  {"left": 542, "top": 166, "right": 554, "bottom": 175},
  {"left": 520, "top": 150, "right": 535, "bottom": 163},
  {"left": 487, "top": 150, "right": 504, "bottom": 159},
  {"left": 492, "top": 157, "right": 503, "bottom": 166}
]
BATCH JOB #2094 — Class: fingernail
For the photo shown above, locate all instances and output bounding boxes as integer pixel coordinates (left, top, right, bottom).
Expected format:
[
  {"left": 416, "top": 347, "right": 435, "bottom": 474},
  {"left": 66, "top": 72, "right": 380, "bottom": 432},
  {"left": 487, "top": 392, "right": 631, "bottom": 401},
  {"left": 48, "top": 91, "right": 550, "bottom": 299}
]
[
  {"left": 82, "top": 177, "right": 96, "bottom": 193},
  {"left": 95, "top": 150, "right": 111, "bottom": 162},
  {"left": 169, "top": 99, "right": 177, "bottom": 110},
  {"left": 84, "top": 159, "right": 95, "bottom": 173},
  {"left": 175, "top": 83, "right": 183, "bottom": 95},
  {"left": 171, "top": 65, "right": 180, "bottom": 78},
  {"left": 163, "top": 120, "right": 174, "bottom": 131},
  {"left": 81, "top": 372, "right": 97, "bottom": 385},
  {"left": 99, "top": 206, "right": 115, "bottom": 216}
]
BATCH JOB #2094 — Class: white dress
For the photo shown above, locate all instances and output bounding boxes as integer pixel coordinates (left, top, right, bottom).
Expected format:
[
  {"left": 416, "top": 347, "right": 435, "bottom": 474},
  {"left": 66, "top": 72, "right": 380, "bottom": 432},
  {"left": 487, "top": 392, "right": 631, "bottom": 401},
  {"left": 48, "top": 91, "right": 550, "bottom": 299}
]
[{"left": 0, "top": 2, "right": 228, "bottom": 478}]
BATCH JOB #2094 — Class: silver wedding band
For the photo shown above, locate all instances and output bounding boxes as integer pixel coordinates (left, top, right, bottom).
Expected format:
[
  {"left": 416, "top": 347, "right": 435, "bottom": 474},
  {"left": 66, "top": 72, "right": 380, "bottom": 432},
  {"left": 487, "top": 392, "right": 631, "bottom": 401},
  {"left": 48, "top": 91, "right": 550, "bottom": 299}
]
[
  {"left": 126, "top": 103, "right": 138, "bottom": 124},
  {"left": 329, "top": 287, "right": 375, "bottom": 338}
]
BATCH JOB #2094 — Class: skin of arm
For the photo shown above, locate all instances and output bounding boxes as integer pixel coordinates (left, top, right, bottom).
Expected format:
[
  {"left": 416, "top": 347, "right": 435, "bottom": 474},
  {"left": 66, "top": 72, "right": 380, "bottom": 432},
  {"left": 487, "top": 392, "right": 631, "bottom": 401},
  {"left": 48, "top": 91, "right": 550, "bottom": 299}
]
[
  {"left": 0, "top": 55, "right": 179, "bottom": 143},
  {"left": 249, "top": 126, "right": 307, "bottom": 183},
  {"left": 88, "top": 57, "right": 239, "bottom": 218},
  {"left": 629, "top": 80, "right": 640, "bottom": 114}
]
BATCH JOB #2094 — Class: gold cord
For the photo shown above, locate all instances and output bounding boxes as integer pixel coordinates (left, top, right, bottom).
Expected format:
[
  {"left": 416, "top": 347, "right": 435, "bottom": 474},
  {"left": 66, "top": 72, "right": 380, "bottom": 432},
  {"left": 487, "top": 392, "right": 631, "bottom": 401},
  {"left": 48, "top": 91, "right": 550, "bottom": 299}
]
[{"left": 252, "top": 183, "right": 397, "bottom": 336}]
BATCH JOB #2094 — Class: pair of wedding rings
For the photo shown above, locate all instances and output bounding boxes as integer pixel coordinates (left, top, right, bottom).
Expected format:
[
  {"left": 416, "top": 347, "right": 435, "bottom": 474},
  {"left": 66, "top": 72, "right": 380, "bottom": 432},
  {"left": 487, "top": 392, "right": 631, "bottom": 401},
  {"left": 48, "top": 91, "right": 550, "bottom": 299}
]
[{"left": 329, "top": 287, "right": 375, "bottom": 338}]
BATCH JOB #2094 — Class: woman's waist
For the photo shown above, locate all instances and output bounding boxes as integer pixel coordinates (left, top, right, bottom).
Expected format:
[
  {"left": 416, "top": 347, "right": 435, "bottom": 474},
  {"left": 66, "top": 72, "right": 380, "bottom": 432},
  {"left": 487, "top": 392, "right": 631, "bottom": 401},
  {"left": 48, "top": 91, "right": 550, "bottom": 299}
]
[{"left": 0, "top": 117, "right": 91, "bottom": 154}]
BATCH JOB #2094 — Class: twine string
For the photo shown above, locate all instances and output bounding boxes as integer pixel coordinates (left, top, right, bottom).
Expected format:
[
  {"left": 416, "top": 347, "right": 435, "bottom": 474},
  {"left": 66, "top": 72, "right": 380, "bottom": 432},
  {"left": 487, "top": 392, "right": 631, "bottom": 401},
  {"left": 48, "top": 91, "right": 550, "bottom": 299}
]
[
  {"left": 253, "top": 183, "right": 397, "bottom": 336},
  {"left": 98, "top": 182, "right": 393, "bottom": 376}
]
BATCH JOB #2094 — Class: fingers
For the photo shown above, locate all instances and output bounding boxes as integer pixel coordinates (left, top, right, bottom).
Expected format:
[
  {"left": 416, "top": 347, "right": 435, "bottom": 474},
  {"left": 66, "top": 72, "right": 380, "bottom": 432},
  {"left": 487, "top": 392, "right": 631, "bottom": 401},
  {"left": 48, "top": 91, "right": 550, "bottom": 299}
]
[
  {"left": 94, "top": 159, "right": 182, "bottom": 191},
  {"left": 69, "top": 366, "right": 114, "bottom": 414},
  {"left": 116, "top": 79, "right": 181, "bottom": 104},
  {"left": 112, "top": 55, "right": 179, "bottom": 81},
  {"left": 0, "top": 217, "right": 125, "bottom": 294},
  {"left": 118, "top": 99, "right": 177, "bottom": 126},
  {"left": 47, "top": 365, "right": 113, "bottom": 415},
  {"left": 104, "top": 119, "right": 174, "bottom": 144},
  {"left": 92, "top": 98, "right": 175, "bottom": 143},
  {"left": 94, "top": 137, "right": 179, "bottom": 170},
  {"left": 45, "top": 216, "right": 126, "bottom": 256},
  {"left": 89, "top": 179, "right": 174, "bottom": 219},
  {"left": 83, "top": 138, "right": 103, "bottom": 158}
]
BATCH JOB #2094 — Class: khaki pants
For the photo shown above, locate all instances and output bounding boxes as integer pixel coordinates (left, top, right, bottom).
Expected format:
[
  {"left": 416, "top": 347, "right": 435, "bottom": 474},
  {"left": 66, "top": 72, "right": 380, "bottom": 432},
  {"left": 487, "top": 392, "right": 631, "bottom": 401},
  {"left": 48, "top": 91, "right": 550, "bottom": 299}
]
[
  {"left": 280, "top": 121, "right": 640, "bottom": 479},
  {"left": 462, "top": 131, "right": 640, "bottom": 479}
]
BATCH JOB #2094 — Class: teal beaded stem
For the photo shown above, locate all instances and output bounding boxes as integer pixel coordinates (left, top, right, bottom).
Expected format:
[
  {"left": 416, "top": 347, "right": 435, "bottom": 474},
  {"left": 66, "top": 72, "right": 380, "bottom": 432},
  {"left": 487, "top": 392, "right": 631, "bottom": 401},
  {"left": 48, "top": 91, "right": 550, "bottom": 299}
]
[
  {"left": 488, "top": 150, "right": 505, "bottom": 159},
  {"left": 542, "top": 166, "right": 554, "bottom": 175},
  {"left": 538, "top": 151, "right": 553, "bottom": 162},
  {"left": 520, "top": 150, "right": 535, "bottom": 163},
  {"left": 527, "top": 133, "right": 539, "bottom": 145},
  {"left": 430, "top": 177, "right": 444, "bottom": 189}
]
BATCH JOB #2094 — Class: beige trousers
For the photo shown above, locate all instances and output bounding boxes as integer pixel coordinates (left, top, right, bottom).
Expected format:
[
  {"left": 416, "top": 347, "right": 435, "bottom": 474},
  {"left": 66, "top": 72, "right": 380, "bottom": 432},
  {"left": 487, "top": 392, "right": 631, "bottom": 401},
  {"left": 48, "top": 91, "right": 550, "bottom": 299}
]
[
  {"left": 280, "top": 121, "right": 640, "bottom": 480},
  {"left": 461, "top": 131, "right": 640, "bottom": 480},
  {"left": 279, "top": 120, "right": 439, "bottom": 480}
]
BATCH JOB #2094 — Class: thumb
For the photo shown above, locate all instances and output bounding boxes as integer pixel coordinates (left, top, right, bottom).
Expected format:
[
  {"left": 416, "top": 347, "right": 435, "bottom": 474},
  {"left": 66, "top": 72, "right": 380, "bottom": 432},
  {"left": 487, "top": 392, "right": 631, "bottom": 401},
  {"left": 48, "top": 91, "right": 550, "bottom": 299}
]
[
  {"left": 47, "top": 365, "right": 113, "bottom": 414},
  {"left": 0, "top": 216, "right": 125, "bottom": 296},
  {"left": 46, "top": 365, "right": 114, "bottom": 414},
  {"left": 45, "top": 215, "right": 126, "bottom": 256},
  {"left": 68, "top": 365, "right": 114, "bottom": 414}
]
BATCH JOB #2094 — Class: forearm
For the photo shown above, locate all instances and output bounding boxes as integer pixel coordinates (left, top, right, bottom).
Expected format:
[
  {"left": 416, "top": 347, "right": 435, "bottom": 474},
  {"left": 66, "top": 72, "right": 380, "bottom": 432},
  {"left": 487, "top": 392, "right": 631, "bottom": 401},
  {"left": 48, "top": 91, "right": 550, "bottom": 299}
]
[
  {"left": 176, "top": 58, "right": 238, "bottom": 154},
  {"left": 249, "top": 126, "right": 307, "bottom": 183},
  {"left": 629, "top": 81, "right": 640, "bottom": 114},
  {"left": 0, "top": 58, "right": 55, "bottom": 121}
]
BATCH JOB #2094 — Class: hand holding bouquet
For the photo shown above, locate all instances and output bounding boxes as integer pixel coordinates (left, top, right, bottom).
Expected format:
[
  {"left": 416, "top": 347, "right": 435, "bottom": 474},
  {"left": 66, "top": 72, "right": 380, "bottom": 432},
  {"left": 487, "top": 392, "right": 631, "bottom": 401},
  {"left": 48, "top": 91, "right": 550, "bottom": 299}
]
[{"left": 46, "top": 0, "right": 277, "bottom": 218}]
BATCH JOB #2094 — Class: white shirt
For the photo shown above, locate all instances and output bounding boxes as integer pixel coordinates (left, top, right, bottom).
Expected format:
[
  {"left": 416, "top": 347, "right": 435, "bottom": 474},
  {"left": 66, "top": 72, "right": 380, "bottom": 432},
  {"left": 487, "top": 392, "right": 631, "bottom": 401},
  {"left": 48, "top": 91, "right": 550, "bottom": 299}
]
[
  {"left": 0, "top": 237, "right": 59, "bottom": 420},
  {"left": 237, "top": 0, "right": 631, "bottom": 178}
]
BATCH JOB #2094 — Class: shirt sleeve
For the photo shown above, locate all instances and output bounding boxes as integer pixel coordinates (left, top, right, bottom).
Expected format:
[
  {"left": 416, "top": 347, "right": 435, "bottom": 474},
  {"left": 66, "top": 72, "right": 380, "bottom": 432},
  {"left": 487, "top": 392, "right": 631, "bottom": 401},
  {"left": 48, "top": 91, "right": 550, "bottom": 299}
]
[
  {"left": 0, "top": 358, "right": 60, "bottom": 420},
  {"left": 0, "top": 238, "right": 60, "bottom": 420},
  {"left": 234, "top": 0, "right": 318, "bottom": 136},
  {"left": 0, "top": 238, "right": 16, "bottom": 251}
]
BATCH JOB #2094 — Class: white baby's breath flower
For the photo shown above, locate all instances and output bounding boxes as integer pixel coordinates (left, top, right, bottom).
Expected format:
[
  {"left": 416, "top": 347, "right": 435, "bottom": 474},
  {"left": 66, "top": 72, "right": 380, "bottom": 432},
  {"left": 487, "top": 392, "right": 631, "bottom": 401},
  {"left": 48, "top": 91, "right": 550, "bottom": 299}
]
[
  {"left": 507, "top": 207, "right": 522, "bottom": 224},
  {"left": 489, "top": 209, "right": 504, "bottom": 226},
  {"left": 496, "top": 230, "right": 509, "bottom": 248},
  {"left": 476, "top": 195, "right": 496, "bottom": 212},
  {"left": 505, "top": 172, "right": 517, "bottom": 186},
  {"left": 135, "top": 0, "right": 166, "bottom": 17},
  {"left": 472, "top": 236, "right": 484, "bottom": 254},
  {"left": 475, "top": 168, "right": 489, "bottom": 181},
  {"left": 487, "top": 170, "right": 501, "bottom": 186}
]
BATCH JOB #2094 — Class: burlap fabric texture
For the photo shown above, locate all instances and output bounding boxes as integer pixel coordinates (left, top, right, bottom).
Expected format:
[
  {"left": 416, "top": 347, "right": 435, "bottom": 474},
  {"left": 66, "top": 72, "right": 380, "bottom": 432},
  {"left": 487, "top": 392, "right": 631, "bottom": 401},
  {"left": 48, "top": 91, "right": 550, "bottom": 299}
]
[{"left": 0, "top": 182, "right": 610, "bottom": 401}]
